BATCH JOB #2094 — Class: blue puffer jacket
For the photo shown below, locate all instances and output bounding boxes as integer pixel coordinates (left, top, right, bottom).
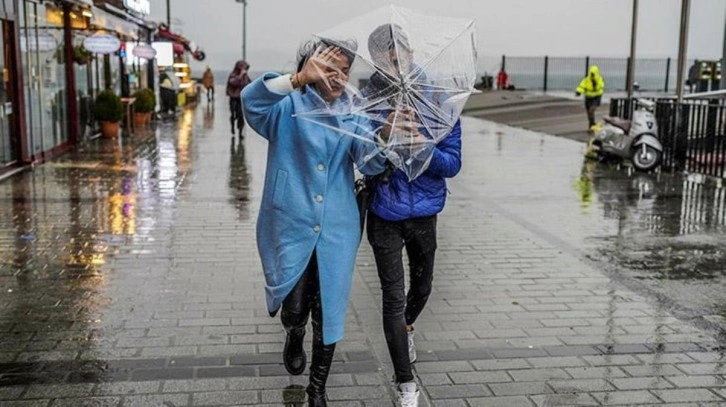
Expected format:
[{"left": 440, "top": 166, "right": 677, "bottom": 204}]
[{"left": 368, "top": 120, "right": 462, "bottom": 221}]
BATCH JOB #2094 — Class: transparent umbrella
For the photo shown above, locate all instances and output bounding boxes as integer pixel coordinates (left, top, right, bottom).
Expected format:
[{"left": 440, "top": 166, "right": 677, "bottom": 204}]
[{"left": 295, "top": 5, "right": 477, "bottom": 180}]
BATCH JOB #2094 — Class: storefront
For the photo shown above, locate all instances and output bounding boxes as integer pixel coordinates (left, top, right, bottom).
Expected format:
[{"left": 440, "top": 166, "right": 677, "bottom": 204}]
[
  {"left": 0, "top": 1, "right": 20, "bottom": 172},
  {"left": 0, "top": 0, "right": 153, "bottom": 175},
  {"left": 17, "top": 0, "right": 74, "bottom": 162}
]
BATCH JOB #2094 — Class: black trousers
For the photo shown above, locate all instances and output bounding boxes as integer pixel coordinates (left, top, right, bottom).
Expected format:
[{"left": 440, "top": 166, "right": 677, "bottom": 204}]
[
  {"left": 229, "top": 97, "right": 244, "bottom": 132},
  {"left": 367, "top": 212, "right": 437, "bottom": 384},
  {"left": 584, "top": 96, "right": 602, "bottom": 127},
  {"left": 160, "top": 88, "right": 176, "bottom": 115},
  {"left": 280, "top": 251, "right": 336, "bottom": 396}
]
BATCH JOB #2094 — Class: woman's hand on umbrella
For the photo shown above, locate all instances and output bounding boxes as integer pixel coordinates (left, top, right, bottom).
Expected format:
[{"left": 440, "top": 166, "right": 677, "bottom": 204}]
[{"left": 295, "top": 46, "right": 344, "bottom": 89}]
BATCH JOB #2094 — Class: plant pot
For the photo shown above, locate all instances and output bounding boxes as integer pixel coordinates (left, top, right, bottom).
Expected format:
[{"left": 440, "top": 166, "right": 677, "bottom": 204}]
[
  {"left": 133, "top": 112, "right": 147, "bottom": 127},
  {"left": 100, "top": 121, "right": 120, "bottom": 138},
  {"left": 145, "top": 112, "right": 153, "bottom": 124}
]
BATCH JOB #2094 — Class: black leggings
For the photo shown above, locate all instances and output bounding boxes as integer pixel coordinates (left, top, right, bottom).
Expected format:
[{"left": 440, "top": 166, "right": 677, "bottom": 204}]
[
  {"left": 367, "top": 212, "right": 437, "bottom": 384},
  {"left": 281, "top": 252, "right": 336, "bottom": 396}
]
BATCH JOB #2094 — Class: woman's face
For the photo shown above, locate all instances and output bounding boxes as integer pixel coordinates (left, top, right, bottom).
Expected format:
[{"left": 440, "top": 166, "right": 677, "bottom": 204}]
[{"left": 315, "top": 53, "right": 351, "bottom": 102}]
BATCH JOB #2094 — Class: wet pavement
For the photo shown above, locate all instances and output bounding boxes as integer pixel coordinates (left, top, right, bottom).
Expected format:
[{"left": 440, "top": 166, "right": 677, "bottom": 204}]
[
  {"left": 1, "top": 89, "right": 726, "bottom": 405},
  {"left": 462, "top": 91, "right": 607, "bottom": 143}
]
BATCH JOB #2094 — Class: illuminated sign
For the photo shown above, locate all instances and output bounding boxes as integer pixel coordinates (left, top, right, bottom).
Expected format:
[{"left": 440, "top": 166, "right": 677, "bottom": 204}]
[
  {"left": 152, "top": 42, "right": 174, "bottom": 66},
  {"left": 123, "top": 0, "right": 150, "bottom": 15}
]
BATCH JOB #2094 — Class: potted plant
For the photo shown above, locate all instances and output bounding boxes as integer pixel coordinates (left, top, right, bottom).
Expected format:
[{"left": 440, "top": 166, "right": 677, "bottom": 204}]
[
  {"left": 93, "top": 90, "right": 123, "bottom": 138},
  {"left": 73, "top": 45, "right": 92, "bottom": 65},
  {"left": 132, "top": 88, "right": 156, "bottom": 126}
]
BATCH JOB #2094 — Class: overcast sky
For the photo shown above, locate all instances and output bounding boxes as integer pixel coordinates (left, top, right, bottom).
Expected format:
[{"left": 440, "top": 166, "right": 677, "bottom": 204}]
[{"left": 150, "top": 0, "right": 725, "bottom": 73}]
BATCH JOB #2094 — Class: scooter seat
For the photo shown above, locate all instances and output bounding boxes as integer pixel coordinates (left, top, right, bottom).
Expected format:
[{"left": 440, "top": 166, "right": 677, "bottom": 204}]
[{"left": 603, "top": 116, "right": 631, "bottom": 133}]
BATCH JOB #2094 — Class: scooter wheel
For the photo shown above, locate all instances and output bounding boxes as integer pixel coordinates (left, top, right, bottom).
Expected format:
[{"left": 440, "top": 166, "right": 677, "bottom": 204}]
[{"left": 632, "top": 145, "right": 661, "bottom": 171}]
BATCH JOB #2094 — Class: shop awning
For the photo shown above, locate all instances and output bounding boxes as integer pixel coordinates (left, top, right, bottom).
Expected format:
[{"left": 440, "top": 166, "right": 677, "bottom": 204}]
[
  {"left": 62, "top": 0, "right": 95, "bottom": 7},
  {"left": 90, "top": 6, "right": 139, "bottom": 39}
]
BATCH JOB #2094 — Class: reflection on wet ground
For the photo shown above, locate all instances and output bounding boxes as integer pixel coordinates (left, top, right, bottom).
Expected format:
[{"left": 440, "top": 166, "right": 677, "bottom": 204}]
[
  {"left": 228, "top": 132, "right": 251, "bottom": 220},
  {"left": 281, "top": 384, "right": 306, "bottom": 406},
  {"left": 471, "top": 120, "right": 726, "bottom": 329},
  {"left": 587, "top": 165, "right": 726, "bottom": 323},
  {"left": 2, "top": 94, "right": 726, "bottom": 402},
  {"left": 0, "top": 102, "right": 253, "bottom": 385}
]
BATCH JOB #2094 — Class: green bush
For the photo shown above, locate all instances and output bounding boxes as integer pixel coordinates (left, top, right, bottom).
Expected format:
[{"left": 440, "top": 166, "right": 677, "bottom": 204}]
[
  {"left": 132, "top": 88, "right": 156, "bottom": 113},
  {"left": 93, "top": 90, "right": 123, "bottom": 122}
]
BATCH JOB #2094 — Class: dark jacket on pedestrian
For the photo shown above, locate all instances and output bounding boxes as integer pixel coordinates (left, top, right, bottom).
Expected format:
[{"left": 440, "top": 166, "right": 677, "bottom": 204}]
[
  {"left": 226, "top": 60, "right": 251, "bottom": 99},
  {"left": 368, "top": 121, "right": 462, "bottom": 221},
  {"left": 687, "top": 60, "right": 700, "bottom": 86}
]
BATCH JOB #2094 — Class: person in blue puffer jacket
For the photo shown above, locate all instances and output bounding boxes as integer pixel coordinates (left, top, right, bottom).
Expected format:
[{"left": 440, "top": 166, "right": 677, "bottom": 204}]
[{"left": 363, "top": 23, "right": 463, "bottom": 407}]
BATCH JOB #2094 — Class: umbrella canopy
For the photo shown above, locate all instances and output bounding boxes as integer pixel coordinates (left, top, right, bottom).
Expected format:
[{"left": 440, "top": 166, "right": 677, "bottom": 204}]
[{"left": 295, "top": 5, "right": 477, "bottom": 180}]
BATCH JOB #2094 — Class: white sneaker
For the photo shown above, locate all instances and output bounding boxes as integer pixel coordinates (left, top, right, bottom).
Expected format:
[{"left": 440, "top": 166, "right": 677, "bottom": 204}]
[
  {"left": 407, "top": 329, "right": 416, "bottom": 363},
  {"left": 397, "top": 382, "right": 419, "bottom": 407}
]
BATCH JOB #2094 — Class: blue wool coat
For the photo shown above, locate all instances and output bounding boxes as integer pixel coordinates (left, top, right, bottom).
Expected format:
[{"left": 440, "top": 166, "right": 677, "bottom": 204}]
[{"left": 242, "top": 73, "right": 387, "bottom": 345}]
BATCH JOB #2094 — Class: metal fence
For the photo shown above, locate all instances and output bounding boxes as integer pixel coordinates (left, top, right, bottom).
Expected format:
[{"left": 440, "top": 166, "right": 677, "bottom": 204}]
[
  {"left": 610, "top": 98, "right": 726, "bottom": 178},
  {"left": 487, "top": 56, "right": 693, "bottom": 92}
]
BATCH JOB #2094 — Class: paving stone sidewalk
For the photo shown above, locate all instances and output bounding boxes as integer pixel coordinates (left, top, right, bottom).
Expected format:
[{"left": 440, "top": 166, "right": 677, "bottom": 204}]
[{"left": 0, "top": 98, "right": 725, "bottom": 406}]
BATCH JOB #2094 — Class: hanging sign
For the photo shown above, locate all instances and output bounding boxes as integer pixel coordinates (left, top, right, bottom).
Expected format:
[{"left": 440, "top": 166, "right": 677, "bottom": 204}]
[
  {"left": 131, "top": 43, "right": 156, "bottom": 59},
  {"left": 20, "top": 31, "right": 57, "bottom": 52},
  {"left": 83, "top": 33, "right": 121, "bottom": 54},
  {"left": 123, "top": 0, "right": 150, "bottom": 16}
]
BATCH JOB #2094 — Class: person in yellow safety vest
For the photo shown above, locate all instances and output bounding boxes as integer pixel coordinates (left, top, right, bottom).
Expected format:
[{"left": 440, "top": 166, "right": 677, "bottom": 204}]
[{"left": 575, "top": 65, "right": 605, "bottom": 131}]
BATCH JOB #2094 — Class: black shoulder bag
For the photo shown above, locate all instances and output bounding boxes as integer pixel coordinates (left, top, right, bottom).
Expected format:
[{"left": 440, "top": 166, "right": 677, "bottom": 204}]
[{"left": 355, "top": 163, "right": 394, "bottom": 237}]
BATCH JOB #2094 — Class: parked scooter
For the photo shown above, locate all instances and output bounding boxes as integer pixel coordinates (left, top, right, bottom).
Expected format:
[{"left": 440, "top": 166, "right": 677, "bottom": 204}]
[{"left": 590, "top": 99, "right": 663, "bottom": 171}]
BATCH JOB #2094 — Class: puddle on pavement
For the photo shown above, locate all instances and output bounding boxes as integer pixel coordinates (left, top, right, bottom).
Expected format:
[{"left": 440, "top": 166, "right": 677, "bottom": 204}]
[
  {"left": 472, "top": 119, "right": 726, "bottom": 324},
  {"left": 579, "top": 163, "right": 726, "bottom": 319}
]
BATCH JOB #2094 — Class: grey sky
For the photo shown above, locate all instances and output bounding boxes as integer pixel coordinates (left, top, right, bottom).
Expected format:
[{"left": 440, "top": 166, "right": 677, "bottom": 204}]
[{"left": 151, "top": 0, "right": 725, "bottom": 74}]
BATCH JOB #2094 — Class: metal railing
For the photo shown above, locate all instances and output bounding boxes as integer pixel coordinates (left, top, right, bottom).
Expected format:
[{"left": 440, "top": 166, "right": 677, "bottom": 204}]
[
  {"left": 610, "top": 97, "right": 726, "bottom": 178},
  {"left": 487, "top": 56, "right": 701, "bottom": 92}
]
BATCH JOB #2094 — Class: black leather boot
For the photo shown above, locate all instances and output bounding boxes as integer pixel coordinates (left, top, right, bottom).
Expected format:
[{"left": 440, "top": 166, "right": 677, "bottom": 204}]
[
  {"left": 283, "top": 326, "right": 306, "bottom": 375},
  {"left": 306, "top": 324, "right": 335, "bottom": 407},
  {"left": 306, "top": 388, "right": 327, "bottom": 407}
]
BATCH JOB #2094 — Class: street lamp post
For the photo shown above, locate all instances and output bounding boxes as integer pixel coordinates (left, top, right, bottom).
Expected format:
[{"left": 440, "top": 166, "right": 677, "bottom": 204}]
[
  {"left": 721, "top": 7, "right": 726, "bottom": 91},
  {"left": 675, "top": 0, "right": 691, "bottom": 104},
  {"left": 235, "top": 0, "right": 247, "bottom": 60},
  {"left": 626, "top": 0, "right": 638, "bottom": 101},
  {"left": 167, "top": 0, "right": 171, "bottom": 27}
]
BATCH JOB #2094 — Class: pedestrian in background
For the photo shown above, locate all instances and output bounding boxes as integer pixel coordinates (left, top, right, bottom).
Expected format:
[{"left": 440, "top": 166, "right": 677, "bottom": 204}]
[
  {"left": 226, "top": 60, "right": 251, "bottom": 137},
  {"left": 363, "top": 23, "right": 463, "bottom": 407},
  {"left": 241, "top": 41, "right": 387, "bottom": 406},
  {"left": 576, "top": 65, "right": 605, "bottom": 131},
  {"left": 202, "top": 66, "right": 215, "bottom": 102},
  {"left": 496, "top": 68, "right": 509, "bottom": 90},
  {"left": 687, "top": 60, "right": 700, "bottom": 93},
  {"left": 159, "top": 67, "right": 178, "bottom": 120}
]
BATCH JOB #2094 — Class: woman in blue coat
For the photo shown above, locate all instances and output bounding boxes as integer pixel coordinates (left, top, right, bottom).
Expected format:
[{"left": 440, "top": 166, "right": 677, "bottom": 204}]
[{"left": 242, "top": 42, "right": 386, "bottom": 406}]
